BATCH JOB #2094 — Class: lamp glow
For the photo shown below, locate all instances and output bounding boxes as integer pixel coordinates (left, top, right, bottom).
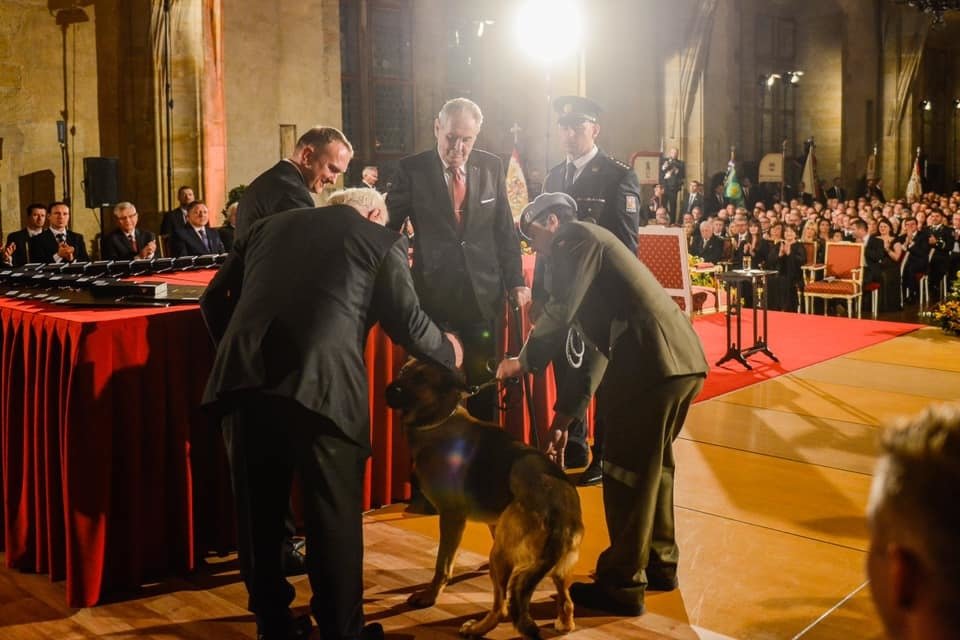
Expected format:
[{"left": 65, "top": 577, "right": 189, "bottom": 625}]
[{"left": 515, "top": 0, "right": 582, "bottom": 63}]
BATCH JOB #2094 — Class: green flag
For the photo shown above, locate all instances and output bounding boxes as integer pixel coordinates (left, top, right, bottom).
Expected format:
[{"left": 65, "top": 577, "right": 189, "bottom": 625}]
[{"left": 724, "top": 160, "right": 745, "bottom": 207}]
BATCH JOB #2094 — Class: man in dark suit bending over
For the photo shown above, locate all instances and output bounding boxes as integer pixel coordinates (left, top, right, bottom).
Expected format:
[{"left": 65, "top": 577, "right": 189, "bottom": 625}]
[
  {"left": 236, "top": 126, "right": 353, "bottom": 243},
  {"left": 201, "top": 188, "right": 462, "bottom": 640},
  {"left": 386, "top": 97, "right": 527, "bottom": 423}
]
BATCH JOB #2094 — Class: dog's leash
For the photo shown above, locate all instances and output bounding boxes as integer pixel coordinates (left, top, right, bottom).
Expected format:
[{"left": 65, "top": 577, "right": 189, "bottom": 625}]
[{"left": 510, "top": 302, "right": 541, "bottom": 449}]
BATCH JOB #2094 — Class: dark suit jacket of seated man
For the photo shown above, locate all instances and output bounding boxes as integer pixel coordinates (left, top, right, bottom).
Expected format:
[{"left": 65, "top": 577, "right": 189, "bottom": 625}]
[
  {"left": 102, "top": 227, "right": 157, "bottom": 261},
  {"left": 200, "top": 204, "right": 456, "bottom": 640},
  {"left": 29, "top": 228, "right": 89, "bottom": 263},
  {"left": 170, "top": 202, "right": 225, "bottom": 256}
]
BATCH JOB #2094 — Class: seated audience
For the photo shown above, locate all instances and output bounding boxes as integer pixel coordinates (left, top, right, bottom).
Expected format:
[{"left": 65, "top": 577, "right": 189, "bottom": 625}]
[
  {"left": 926, "top": 210, "right": 953, "bottom": 300},
  {"left": 101, "top": 202, "right": 157, "bottom": 261},
  {"left": 2, "top": 203, "right": 47, "bottom": 266},
  {"left": 171, "top": 201, "right": 224, "bottom": 257},
  {"left": 875, "top": 217, "right": 904, "bottom": 311},
  {"left": 867, "top": 403, "right": 960, "bottom": 640},
  {"left": 28, "top": 201, "right": 88, "bottom": 263},
  {"left": 766, "top": 224, "right": 804, "bottom": 311},
  {"left": 900, "top": 217, "right": 930, "bottom": 303}
]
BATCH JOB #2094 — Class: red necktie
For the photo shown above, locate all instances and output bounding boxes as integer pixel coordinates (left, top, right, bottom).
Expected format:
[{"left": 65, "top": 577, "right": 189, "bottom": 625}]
[
  {"left": 449, "top": 167, "right": 465, "bottom": 229},
  {"left": 128, "top": 234, "right": 138, "bottom": 253}
]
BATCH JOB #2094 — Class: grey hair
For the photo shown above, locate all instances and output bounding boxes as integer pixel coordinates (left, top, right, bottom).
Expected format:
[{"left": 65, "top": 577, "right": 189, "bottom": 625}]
[
  {"left": 437, "top": 97, "right": 483, "bottom": 128},
  {"left": 699, "top": 219, "right": 713, "bottom": 233},
  {"left": 328, "top": 188, "right": 389, "bottom": 223},
  {"left": 113, "top": 202, "right": 136, "bottom": 217}
]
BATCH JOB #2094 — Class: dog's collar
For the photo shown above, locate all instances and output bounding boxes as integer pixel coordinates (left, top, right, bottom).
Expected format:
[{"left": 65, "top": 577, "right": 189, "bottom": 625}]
[{"left": 404, "top": 402, "right": 465, "bottom": 433}]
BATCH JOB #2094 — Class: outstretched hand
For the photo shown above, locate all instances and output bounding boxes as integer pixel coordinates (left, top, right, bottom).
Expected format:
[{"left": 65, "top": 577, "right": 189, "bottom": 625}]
[
  {"left": 495, "top": 357, "right": 523, "bottom": 380},
  {"left": 544, "top": 427, "right": 568, "bottom": 469}
]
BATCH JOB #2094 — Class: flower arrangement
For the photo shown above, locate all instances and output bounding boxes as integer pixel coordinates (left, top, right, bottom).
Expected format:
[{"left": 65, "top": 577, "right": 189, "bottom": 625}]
[
  {"left": 688, "top": 254, "right": 717, "bottom": 288},
  {"left": 923, "top": 271, "right": 960, "bottom": 336}
]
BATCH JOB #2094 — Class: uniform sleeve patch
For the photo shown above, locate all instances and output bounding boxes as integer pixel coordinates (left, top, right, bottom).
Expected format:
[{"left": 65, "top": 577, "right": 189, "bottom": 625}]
[{"left": 625, "top": 195, "right": 638, "bottom": 213}]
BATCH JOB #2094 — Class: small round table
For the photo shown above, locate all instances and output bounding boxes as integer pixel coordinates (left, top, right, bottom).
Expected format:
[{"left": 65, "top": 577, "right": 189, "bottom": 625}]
[{"left": 716, "top": 269, "right": 780, "bottom": 370}]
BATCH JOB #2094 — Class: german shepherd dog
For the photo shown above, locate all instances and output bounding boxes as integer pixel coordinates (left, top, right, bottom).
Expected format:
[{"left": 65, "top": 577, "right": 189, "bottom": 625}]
[{"left": 385, "top": 359, "right": 584, "bottom": 638}]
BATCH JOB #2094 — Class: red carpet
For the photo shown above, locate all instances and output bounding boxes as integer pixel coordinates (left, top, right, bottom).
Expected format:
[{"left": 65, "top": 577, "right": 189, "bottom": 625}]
[{"left": 693, "top": 310, "right": 921, "bottom": 402}]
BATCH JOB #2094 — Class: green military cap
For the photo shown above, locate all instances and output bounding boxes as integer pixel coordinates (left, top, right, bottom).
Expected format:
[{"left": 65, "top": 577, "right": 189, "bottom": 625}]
[
  {"left": 519, "top": 192, "right": 578, "bottom": 241},
  {"left": 553, "top": 95, "right": 602, "bottom": 126}
]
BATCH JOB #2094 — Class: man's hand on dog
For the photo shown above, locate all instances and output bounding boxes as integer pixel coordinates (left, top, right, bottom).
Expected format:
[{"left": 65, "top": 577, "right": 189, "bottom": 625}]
[
  {"left": 509, "top": 286, "right": 531, "bottom": 310},
  {"left": 444, "top": 332, "right": 464, "bottom": 368}
]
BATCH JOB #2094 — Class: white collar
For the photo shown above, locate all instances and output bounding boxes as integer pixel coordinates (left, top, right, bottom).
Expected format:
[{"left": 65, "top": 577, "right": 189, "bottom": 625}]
[
  {"left": 50, "top": 227, "right": 67, "bottom": 235},
  {"left": 191, "top": 224, "right": 206, "bottom": 233},
  {"left": 27, "top": 227, "right": 44, "bottom": 237},
  {"left": 566, "top": 145, "right": 599, "bottom": 170}
]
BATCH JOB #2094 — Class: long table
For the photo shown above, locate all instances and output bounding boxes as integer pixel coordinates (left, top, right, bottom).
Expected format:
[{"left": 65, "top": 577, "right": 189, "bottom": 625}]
[{"left": 0, "top": 256, "right": 573, "bottom": 607}]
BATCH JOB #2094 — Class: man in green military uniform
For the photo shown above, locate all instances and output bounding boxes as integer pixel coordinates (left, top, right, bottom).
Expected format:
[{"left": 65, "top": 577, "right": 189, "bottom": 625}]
[
  {"left": 533, "top": 95, "right": 644, "bottom": 482},
  {"left": 498, "top": 192, "right": 708, "bottom": 616}
]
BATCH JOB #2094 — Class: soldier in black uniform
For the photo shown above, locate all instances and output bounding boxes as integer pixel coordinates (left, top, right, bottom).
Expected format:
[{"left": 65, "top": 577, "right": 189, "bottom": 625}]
[{"left": 532, "top": 95, "right": 643, "bottom": 485}]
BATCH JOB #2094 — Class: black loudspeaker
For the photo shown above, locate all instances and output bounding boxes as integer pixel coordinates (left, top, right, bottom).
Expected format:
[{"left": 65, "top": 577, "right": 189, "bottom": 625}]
[{"left": 83, "top": 157, "right": 119, "bottom": 208}]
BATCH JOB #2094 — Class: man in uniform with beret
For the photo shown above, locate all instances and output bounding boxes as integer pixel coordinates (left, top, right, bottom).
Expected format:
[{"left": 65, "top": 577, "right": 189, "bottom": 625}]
[
  {"left": 533, "top": 95, "right": 643, "bottom": 483},
  {"left": 499, "top": 192, "right": 707, "bottom": 617}
]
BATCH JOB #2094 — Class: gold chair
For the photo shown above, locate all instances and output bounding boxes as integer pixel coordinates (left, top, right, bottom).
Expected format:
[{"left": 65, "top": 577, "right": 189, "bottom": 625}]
[
  {"left": 802, "top": 242, "right": 865, "bottom": 318},
  {"left": 158, "top": 234, "right": 171, "bottom": 258}
]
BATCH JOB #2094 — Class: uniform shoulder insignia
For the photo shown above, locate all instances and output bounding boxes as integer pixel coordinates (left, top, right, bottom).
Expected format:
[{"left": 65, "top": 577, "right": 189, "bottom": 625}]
[{"left": 612, "top": 158, "right": 631, "bottom": 171}]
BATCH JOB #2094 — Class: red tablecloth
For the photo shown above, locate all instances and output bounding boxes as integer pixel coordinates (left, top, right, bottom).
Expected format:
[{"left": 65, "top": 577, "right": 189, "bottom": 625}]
[{"left": 0, "top": 256, "right": 574, "bottom": 607}]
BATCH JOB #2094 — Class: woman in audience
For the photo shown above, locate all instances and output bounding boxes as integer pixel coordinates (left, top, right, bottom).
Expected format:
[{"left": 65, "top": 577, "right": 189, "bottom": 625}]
[
  {"left": 801, "top": 221, "right": 818, "bottom": 244},
  {"left": 875, "top": 216, "right": 904, "bottom": 311}
]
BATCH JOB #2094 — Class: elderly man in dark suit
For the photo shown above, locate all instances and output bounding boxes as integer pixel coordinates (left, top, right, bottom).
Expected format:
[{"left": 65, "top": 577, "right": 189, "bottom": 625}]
[
  {"left": 236, "top": 126, "right": 353, "bottom": 242},
  {"left": 101, "top": 202, "right": 157, "bottom": 260},
  {"left": 202, "top": 188, "right": 461, "bottom": 640},
  {"left": 170, "top": 202, "right": 224, "bottom": 257},
  {"left": 2, "top": 203, "right": 47, "bottom": 266},
  {"left": 386, "top": 97, "right": 526, "bottom": 423},
  {"left": 29, "top": 201, "right": 88, "bottom": 263},
  {"left": 498, "top": 192, "right": 708, "bottom": 618}
]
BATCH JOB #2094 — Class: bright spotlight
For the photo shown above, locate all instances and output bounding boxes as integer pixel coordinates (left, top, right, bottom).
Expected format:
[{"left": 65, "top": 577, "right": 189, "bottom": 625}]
[
  {"left": 953, "top": 98, "right": 960, "bottom": 110},
  {"left": 766, "top": 73, "right": 781, "bottom": 87},
  {"left": 921, "top": 99, "right": 932, "bottom": 111},
  {"left": 515, "top": 0, "right": 582, "bottom": 63}
]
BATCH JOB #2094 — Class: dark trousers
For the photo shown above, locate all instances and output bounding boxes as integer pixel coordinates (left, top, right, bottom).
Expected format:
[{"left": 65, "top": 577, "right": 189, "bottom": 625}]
[
  {"left": 594, "top": 336, "right": 704, "bottom": 606},
  {"left": 223, "top": 395, "right": 367, "bottom": 639}
]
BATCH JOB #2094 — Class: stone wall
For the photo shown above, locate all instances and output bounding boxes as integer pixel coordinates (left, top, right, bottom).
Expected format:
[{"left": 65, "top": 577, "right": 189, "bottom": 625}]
[
  {"left": 0, "top": 0, "right": 101, "bottom": 247},
  {"left": 222, "top": 0, "right": 343, "bottom": 194}
]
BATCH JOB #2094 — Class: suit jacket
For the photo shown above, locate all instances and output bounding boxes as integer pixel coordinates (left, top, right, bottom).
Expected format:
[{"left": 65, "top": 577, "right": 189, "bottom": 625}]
[
  {"left": 201, "top": 205, "right": 455, "bottom": 447},
  {"left": 171, "top": 225, "right": 224, "bottom": 257},
  {"left": 385, "top": 149, "right": 524, "bottom": 325},
  {"left": 543, "top": 148, "right": 643, "bottom": 253},
  {"left": 4, "top": 229, "right": 35, "bottom": 266},
  {"left": 101, "top": 228, "right": 157, "bottom": 261},
  {"left": 901, "top": 230, "right": 931, "bottom": 270},
  {"left": 741, "top": 186, "right": 759, "bottom": 211},
  {"left": 691, "top": 234, "right": 724, "bottom": 263},
  {"left": 659, "top": 157, "right": 685, "bottom": 194},
  {"left": 863, "top": 236, "right": 886, "bottom": 284},
  {"left": 218, "top": 224, "right": 236, "bottom": 253},
  {"left": 684, "top": 192, "right": 703, "bottom": 214},
  {"left": 236, "top": 160, "right": 315, "bottom": 242},
  {"left": 160, "top": 207, "right": 190, "bottom": 236},
  {"left": 519, "top": 222, "right": 708, "bottom": 388},
  {"left": 826, "top": 186, "right": 846, "bottom": 202},
  {"left": 29, "top": 229, "right": 88, "bottom": 263},
  {"left": 705, "top": 191, "right": 726, "bottom": 216}
]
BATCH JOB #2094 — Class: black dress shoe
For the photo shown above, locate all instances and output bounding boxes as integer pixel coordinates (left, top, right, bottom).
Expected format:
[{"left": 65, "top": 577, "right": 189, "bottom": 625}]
[
  {"left": 569, "top": 581, "right": 644, "bottom": 616},
  {"left": 282, "top": 539, "right": 307, "bottom": 576},
  {"left": 578, "top": 458, "right": 602, "bottom": 486},
  {"left": 564, "top": 442, "right": 590, "bottom": 468},
  {"left": 361, "top": 622, "right": 385, "bottom": 639},
  {"left": 645, "top": 568, "right": 679, "bottom": 591},
  {"left": 256, "top": 613, "right": 312, "bottom": 640}
]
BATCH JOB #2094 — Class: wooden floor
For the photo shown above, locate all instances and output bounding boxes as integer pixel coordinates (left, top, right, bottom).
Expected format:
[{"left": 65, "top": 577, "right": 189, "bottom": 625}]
[{"left": 2, "top": 326, "right": 957, "bottom": 639}]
